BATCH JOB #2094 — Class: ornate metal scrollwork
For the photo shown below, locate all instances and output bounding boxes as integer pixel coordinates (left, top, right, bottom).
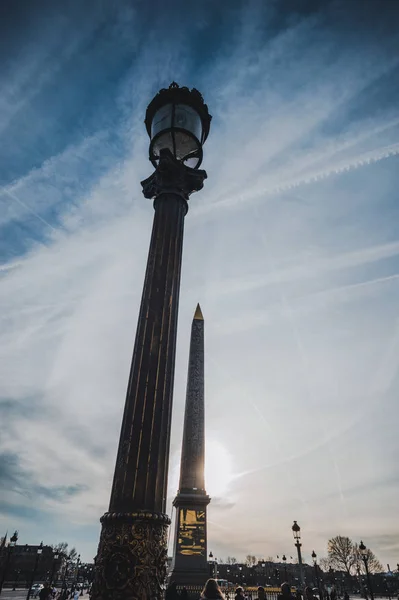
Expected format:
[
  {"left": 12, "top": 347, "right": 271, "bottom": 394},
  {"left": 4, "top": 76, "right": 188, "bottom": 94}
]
[
  {"left": 141, "top": 149, "right": 207, "bottom": 206},
  {"left": 90, "top": 511, "right": 171, "bottom": 600}
]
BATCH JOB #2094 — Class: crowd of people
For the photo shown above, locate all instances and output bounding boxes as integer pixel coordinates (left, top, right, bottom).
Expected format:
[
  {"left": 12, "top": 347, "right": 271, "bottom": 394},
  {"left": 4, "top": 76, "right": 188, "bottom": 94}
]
[
  {"left": 166, "top": 579, "right": 351, "bottom": 600},
  {"left": 36, "top": 582, "right": 90, "bottom": 600}
]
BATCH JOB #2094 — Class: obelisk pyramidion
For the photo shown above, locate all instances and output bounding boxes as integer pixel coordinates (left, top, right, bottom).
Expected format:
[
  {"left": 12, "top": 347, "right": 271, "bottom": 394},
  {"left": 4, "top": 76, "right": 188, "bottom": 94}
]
[{"left": 170, "top": 304, "right": 210, "bottom": 585}]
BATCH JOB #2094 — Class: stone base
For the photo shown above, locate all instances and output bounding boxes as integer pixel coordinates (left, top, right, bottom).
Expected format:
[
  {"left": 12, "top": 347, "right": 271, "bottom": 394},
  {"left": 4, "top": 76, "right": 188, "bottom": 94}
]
[
  {"left": 168, "top": 568, "right": 210, "bottom": 587},
  {"left": 90, "top": 511, "right": 170, "bottom": 600}
]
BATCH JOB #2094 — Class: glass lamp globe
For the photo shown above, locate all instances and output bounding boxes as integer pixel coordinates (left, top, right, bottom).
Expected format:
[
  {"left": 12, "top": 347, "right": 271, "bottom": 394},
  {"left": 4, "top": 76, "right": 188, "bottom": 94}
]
[{"left": 145, "top": 82, "right": 211, "bottom": 169}]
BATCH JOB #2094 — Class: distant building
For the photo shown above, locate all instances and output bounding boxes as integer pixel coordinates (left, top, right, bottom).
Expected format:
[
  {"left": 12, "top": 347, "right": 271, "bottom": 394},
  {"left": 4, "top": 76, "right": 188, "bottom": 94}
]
[{"left": 0, "top": 544, "right": 61, "bottom": 586}]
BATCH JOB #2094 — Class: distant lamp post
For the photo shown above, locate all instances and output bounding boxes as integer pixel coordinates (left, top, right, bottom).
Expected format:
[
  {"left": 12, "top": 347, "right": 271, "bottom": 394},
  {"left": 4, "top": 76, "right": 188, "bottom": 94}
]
[
  {"left": 282, "top": 555, "right": 288, "bottom": 581},
  {"left": 74, "top": 555, "right": 81, "bottom": 591},
  {"left": 27, "top": 542, "right": 43, "bottom": 600},
  {"left": 209, "top": 552, "right": 217, "bottom": 578},
  {"left": 13, "top": 569, "right": 21, "bottom": 591},
  {"left": 50, "top": 552, "right": 59, "bottom": 586},
  {"left": 359, "top": 541, "right": 374, "bottom": 600},
  {"left": 61, "top": 555, "right": 70, "bottom": 591},
  {"left": 0, "top": 530, "right": 18, "bottom": 595},
  {"left": 311, "top": 551, "right": 323, "bottom": 600},
  {"left": 292, "top": 521, "right": 305, "bottom": 587}
]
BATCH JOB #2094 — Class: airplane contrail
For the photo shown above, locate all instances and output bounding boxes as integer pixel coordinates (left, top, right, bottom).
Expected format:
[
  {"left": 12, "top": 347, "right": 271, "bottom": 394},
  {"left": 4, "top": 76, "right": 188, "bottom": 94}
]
[
  {"left": 196, "top": 141, "right": 399, "bottom": 215},
  {"left": 2, "top": 189, "right": 57, "bottom": 232}
]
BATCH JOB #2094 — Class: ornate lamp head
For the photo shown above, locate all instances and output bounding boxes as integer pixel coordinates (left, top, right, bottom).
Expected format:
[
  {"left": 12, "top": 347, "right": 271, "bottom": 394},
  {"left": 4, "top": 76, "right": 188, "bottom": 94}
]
[
  {"left": 359, "top": 541, "right": 368, "bottom": 560},
  {"left": 292, "top": 520, "right": 301, "bottom": 541},
  {"left": 10, "top": 531, "right": 18, "bottom": 547},
  {"left": 145, "top": 82, "right": 212, "bottom": 169}
]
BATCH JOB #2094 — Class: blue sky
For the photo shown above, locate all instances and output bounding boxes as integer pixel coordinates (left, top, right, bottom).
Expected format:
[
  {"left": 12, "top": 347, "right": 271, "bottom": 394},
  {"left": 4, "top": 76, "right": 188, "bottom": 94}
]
[{"left": 1, "top": 0, "right": 399, "bottom": 565}]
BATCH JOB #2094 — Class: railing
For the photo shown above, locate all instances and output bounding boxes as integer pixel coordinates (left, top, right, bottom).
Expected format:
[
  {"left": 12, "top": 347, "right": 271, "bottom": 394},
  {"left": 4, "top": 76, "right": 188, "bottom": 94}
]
[{"left": 176, "top": 585, "right": 280, "bottom": 600}]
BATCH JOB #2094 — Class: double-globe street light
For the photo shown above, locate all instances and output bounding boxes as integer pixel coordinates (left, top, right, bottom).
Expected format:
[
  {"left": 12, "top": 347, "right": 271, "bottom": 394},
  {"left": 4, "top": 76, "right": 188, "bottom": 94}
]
[
  {"left": 90, "top": 82, "right": 211, "bottom": 600},
  {"left": 26, "top": 542, "right": 43, "bottom": 600},
  {"left": 292, "top": 521, "right": 305, "bottom": 588},
  {"left": 359, "top": 541, "right": 374, "bottom": 600},
  {"left": 0, "top": 530, "right": 18, "bottom": 595}
]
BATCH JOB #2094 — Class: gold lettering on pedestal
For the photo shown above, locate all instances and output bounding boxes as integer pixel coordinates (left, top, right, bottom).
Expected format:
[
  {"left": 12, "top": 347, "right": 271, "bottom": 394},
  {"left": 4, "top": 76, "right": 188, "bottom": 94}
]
[{"left": 177, "top": 509, "right": 205, "bottom": 556}]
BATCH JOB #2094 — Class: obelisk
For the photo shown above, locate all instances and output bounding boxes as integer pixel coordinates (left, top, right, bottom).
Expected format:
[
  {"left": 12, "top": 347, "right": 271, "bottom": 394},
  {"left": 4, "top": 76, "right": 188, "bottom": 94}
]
[{"left": 170, "top": 304, "right": 210, "bottom": 585}]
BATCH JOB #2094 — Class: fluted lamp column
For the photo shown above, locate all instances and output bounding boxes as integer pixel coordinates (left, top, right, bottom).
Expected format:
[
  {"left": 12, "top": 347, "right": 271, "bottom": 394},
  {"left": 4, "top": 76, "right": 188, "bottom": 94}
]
[{"left": 90, "top": 83, "right": 211, "bottom": 600}]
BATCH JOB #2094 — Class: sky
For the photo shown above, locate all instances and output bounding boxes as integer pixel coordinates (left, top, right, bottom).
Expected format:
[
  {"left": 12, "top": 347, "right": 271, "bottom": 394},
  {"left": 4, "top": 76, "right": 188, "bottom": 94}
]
[{"left": 0, "top": 0, "right": 399, "bottom": 568}]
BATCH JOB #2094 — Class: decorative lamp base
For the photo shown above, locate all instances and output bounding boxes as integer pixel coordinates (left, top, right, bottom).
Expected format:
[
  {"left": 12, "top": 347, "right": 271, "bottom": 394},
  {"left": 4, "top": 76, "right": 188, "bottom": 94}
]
[{"left": 90, "top": 511, "right": 170, "bottom": 600}]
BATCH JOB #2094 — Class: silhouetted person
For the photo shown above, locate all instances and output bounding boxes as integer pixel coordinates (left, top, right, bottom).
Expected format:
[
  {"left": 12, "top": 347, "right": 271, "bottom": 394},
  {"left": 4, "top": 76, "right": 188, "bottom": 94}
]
[
  {"left": 258, "top": 587, "right": 266, "bottom": 600},
  {"left": 278, "top": 583, "right": 295, "bottom": 600},
  {"left": 180, "top": 588, "right": 189, "bottom": 600},
  {"left": 235, "top": 587, "right": 245, "bottom": 600},
  {"left": 165, "top": 582, "right": 180, "bottom": 600},
  {"left": 305, "top": 588, "right": 318, "bottom": 600},
  {"left": 39, "top": 583, "right": 52, "bottom": 600},
  {"left": 201, "top": 579, "right": 225, "bottom": 600}
]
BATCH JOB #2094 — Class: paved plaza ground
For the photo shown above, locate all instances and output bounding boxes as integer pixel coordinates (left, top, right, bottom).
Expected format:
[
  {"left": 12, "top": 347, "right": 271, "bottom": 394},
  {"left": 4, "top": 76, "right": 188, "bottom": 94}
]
[
  {"left": 0, "top": 591, "right": 392, "bottom": 600},
  {"left": 0, "top": 593, "right": 90, "bottom": 600}
]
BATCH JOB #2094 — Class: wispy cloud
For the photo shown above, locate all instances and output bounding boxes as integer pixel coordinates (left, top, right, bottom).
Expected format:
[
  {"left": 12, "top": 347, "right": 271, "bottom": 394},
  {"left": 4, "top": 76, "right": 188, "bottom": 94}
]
[{"left": 0, "top": 0, "right": 398, "bottom": 565}]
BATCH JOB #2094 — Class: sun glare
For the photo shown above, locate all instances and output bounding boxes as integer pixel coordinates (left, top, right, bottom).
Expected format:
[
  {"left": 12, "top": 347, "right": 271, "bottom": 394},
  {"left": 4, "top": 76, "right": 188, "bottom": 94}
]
[{"left": 205, "top": 440, "right": 234, "bottom": 497}]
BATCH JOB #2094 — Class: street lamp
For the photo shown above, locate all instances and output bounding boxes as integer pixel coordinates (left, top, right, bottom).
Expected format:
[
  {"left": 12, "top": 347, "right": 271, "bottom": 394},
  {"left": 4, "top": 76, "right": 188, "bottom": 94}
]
[
  {"left": 282, "top": 555, "right": 288, "bottom": 581},
  {"left": 359, "top": 541, "right": 374, "bottom": 600},
  {"left": 292, "top": 521, "right": 305, "bottom": 588},
  {"left": 311, "top": 551, "right": 323, "bottom": 600},
  {"left": 73, "top": 555, "right": 81, "bottom": 592},
  {"left": 90, "top": 82, "right": 211, "bottom": 600},
  {"left": 26, "top": 542, "right": 43, "bottom": 600},
  {"left": 0, "top": 530, "right": 18, "bottom": 595},
  {"left": 145, "top": 81, "right": 211, "bottom": 169},
  {"left": 209, "top": 552, "right": 216, "bottom": 578},
  {"left": 61, "top": 555, "right": 70, "bottom": 591},
  {"left": 50, "top": 551, "right": 59, "bottom": 586}
]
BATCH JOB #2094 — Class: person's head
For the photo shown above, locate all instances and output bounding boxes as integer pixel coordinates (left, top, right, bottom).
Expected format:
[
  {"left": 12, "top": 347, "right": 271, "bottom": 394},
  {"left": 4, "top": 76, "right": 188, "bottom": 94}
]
[
  {"left": 305, "top": 587, "right": 314, "bottom": 599},
  {"left": 258, "top": 587, "right": 265, "bottom": 599},
  {"left": 236, "top": 588, "right": 244, "bottom": 596},
  {"left": 281, "top": 583, "right": 291, "bottom": 596},
  {"left": 202, "top": 579, "right": 224, "bottom": 599}
]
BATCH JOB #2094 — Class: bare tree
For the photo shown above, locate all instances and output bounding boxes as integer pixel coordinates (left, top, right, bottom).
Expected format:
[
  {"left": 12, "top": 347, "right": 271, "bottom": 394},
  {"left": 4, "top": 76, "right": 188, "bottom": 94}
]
[
  {"left": 68, "top": 547, "right": 78, "bottom": 561},
  {"left": 327, "top": 536, "right": 356, "bottom": 574},
  {"left": 319, "top": 557, "right": 333, "bottom": 572},
  {"left": 52, "top": 542, "right": 69, "bottom": 555},
  {"left": 353, "top": 545, "right": 384, "bottom": 574},
  {"left": 230, "top": 557, "right": 237, "bottom": 565},
  {"left": 266, "top": 556, "right": 275, "bottom": 563}
]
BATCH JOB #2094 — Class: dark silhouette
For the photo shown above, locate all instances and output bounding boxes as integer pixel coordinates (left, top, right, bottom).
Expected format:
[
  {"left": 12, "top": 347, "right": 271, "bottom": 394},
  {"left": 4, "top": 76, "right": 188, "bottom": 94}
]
[
  {"left": 165, "top": 582, "right": 181, "bottom": 600},
  {"left": 201, "top": 579, "right": 225, "bottom": 599},
  {"left": 39, "top": 583, "right": 52, "bottom": 600},
  {"left": 305, "top": 587, "right": 318, "bottom": 600},
  {"left": 180, "top": 588, "right": 189, "bottom": 600},
  {"left": 278, "top": 583, "right": 296, "bottom": 600},
  {"left": 235, "top": 587, "right": 245, "bottom": 600},
  {"left": 257, "top": 587, "right": 265, "bottom": 600}
]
